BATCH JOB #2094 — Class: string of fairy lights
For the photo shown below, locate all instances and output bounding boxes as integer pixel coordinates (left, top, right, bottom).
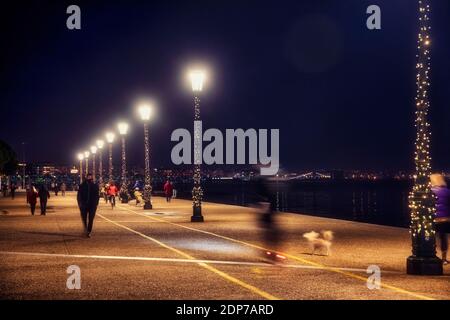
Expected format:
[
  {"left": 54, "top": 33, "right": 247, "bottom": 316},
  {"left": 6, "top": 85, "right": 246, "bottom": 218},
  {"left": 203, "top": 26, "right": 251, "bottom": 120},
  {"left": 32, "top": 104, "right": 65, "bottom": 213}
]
[
  {"left": 408, "top": 0, "right": 436, "bottom": 241},
  {"left": 192, "top": 95, "right": 203, "bottom": 210}
]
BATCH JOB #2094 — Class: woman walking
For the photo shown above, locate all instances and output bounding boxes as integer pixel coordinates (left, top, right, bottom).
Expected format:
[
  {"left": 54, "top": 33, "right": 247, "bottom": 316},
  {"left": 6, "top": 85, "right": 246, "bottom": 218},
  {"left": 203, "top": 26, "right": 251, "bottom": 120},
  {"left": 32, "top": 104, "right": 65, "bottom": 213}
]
[
  {"left": 430, "top": 174, "right": 450, "bottom": 265},
  {"left": 26, "top": 185, "right": 38, "bottom": 215}
]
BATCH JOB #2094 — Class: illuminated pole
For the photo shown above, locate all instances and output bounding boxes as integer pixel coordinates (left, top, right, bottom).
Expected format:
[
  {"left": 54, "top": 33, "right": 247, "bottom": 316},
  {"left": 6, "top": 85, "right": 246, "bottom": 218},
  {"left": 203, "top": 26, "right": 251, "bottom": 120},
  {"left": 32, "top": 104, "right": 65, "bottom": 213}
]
[
  {"left": 118, "top": 122, "right": 130, "bottom": 203},
  {"left": 90, "top": 146, "right": 97, "bottom": 182},
  {"left": 190, "top": 70, "right": 205, "bottom": 222},
  {"left": 106, "top": 132, "right": 115, "bottom": 183},
  {"left": 138, "top": 103, "right": 153, "bottom": 210},
  {"left": 96, "top": 139, "right": 105, "bottom": 184},
  {"left": 407, "top": 0, "right": 442, "bottom": 275},
  {"left": 84, "top": 151, "right": 90, "bottom": 175},
  {"left": 77, "top": 153, "right": 84, "bottom": 184}
]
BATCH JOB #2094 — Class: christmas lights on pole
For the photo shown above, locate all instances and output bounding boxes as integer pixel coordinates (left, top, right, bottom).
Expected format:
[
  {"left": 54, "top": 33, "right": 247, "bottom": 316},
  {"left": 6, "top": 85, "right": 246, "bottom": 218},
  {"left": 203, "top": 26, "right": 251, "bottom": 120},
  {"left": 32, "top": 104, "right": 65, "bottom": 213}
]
[
  {"left": 138, "top": 103, "right": 154, "bottom": 210},
  {"left": 90, "top": 146, "right": 97, "bottom": 182},
  {"left": 77, "top": 153, "right": 84, "bottom": 184},
  {"left": 96, "top": 139, "right": 105, "bottom": 184},
  {"left": 406, "top": 0, "right": 443, "bottom": 275},
  {"left": 84, "top": 151, "right": 90, "bottom": 174},
  {"left": 118, "top": 122, "right": 130, "bottom": 203},
  {"left": 105, "top": 132, "right": 115, "bottom": 183},
  {"left": 189, "top": 70, "right": 206, "bottom": 222}
]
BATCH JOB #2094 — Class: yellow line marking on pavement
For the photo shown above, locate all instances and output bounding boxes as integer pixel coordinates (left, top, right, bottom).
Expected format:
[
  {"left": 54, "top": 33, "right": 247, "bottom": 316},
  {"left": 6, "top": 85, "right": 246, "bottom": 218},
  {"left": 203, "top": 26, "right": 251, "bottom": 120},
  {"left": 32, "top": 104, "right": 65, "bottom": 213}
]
[
  {"left": 97, "top": 212, "right": 279, "bottom": 300},
  {"left": 116, "top": 204, "right": 436, "bottom": 301}
]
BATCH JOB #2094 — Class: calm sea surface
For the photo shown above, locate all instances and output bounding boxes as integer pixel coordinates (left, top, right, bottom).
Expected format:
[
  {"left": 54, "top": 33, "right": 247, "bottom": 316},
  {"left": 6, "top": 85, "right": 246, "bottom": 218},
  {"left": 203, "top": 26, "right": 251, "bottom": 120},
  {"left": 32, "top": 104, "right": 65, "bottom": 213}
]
[{"left": 172, "top": 180, "right": 413, "bottom": 228}]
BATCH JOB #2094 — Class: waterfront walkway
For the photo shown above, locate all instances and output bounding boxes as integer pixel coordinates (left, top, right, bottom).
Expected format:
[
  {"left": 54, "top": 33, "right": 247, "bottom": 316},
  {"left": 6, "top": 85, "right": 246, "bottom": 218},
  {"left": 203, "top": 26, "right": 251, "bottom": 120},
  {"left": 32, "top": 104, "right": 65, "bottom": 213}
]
[{"left": 0, "top": 192, "right": 448, "bottom": 300}]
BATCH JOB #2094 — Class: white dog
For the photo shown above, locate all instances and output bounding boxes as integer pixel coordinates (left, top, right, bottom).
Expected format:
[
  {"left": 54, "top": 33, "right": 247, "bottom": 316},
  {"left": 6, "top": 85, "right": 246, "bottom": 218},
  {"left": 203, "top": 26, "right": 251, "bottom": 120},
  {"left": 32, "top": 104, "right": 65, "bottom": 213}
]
[{"left": 303, "top": 231, "right": 334, "bottom": 256}]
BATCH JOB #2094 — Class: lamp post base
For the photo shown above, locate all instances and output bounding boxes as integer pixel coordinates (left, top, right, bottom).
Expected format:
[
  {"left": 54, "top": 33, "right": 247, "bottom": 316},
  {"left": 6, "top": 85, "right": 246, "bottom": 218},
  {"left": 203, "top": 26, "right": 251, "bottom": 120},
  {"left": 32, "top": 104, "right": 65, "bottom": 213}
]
[
  {"left": 406, "top": 255, "right": 443, "bottom": 275},
  {"left": 191, "top": 206, "right": 203, "bottom": 222},
  {"left": 144, "top": 202, "right": 152, "bottom": 210}
]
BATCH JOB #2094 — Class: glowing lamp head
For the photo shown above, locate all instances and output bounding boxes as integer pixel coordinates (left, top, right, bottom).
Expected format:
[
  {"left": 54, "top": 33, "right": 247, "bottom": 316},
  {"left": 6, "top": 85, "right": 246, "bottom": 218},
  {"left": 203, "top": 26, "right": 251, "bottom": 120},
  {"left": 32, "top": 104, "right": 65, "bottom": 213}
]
[
  {"left": 117, "top": 122, "right": 129, "bottom": 135},
  {"left": 105, "top": 132, "right": 115, "bottom": 143},
  {"left": 189, "top": 70, "right": 206, "bottom": 92},
  {"left": 77, "top": 153, "right": 84, "bottom": 161},
  {"left": 96, "top": 139, "right": 105, "bottom": 149},
  {"left": 138, "top": 103, "right": 153, "bottom": 121},
  {"left": 90, "top": 146, "right": 97, "bottom": 154},
  {"left": 84, "top": 151, "right": 90, "bottom": 158}
]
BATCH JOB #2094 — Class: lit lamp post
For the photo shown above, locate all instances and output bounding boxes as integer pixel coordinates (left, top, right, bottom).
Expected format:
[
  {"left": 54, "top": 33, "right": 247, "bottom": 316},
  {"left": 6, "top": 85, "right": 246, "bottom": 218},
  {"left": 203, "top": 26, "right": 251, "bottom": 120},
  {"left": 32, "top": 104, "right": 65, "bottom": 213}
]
[
  {"left": 189, "top": 70, "right": 206, "bottom": 222},
  {"left": 96, "top": 139, "right": 105, "bottom": 184},
  {"left": 407, "top": 0, "right": 442, "bottom": 275},
  {"left": 90, "top": 146, "right": 97, "bottom": 182},
  {"left": 84, "top": 151, "right": 90, "bottom": 175},
  {"left": 105, "top": 132, "right": 115, "bottom": 183},
  {"left": 117, "top": 122, "right": 130, "bottom": 203},
  {"left": 138, "top": 103, "right": 153, "bottom": 210},
  {"left": 77, "top": 153, "right": 84, "bottom": 184}
]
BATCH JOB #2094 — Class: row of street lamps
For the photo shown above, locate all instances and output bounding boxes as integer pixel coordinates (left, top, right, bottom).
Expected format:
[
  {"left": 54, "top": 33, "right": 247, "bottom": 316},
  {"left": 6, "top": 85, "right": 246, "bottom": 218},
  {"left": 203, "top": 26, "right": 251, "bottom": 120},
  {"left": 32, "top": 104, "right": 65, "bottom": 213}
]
[{"left": 75, "top": 69, "right": 206, "bottom": 222}]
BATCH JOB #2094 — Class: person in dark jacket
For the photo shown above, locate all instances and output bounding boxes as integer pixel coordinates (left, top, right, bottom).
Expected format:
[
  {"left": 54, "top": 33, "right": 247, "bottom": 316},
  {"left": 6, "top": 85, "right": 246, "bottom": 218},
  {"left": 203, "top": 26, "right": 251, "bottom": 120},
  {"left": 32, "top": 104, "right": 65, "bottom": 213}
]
[
  {"left": 10, "top": 183, "right": 17, "bottom": 199},
  {"left": 38, "top": 185, "right": 50, "bottom": 215},
  {"left": 77, "top": 173, "right": 100, "bottom": 238},
  {"left": 27, "top": 185, "right": 38, "bottom": 215},
  {"left": 431, "top": 174, "right": 450, "bottom": 265}
]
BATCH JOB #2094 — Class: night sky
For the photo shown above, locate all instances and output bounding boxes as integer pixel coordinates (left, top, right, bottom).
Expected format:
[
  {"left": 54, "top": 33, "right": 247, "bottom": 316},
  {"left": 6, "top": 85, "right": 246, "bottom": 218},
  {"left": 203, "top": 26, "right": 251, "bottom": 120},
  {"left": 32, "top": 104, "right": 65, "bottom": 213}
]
[{"left": 1, "top": 0, "right": 449, "bottom": 172}]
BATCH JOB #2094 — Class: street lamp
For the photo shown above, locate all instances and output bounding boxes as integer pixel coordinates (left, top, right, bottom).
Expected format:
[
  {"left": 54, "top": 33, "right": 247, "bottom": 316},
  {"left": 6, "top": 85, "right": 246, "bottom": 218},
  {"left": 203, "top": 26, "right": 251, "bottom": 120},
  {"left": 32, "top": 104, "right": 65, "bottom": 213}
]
[
  {"left": 77, "top": 153, "right": 84, "bottom": 184},
  {"left": 117, "top": 122, "right": 130, "bottom": 203},
  {"left": 138, "top": 103, "right": 153, "bottom": 210},
  {"left": 105, "top": 132, "right": 115, "bottom": 183},
  {"left": 96, "top": 139, "right": 105, "bottom": 184},
  {"left": 189, "top": 69, "right": 206, "bottom": 222},
  {"left": 90, "top": 146, "right": 97, "bottom": 182},
  {"left": 407, "top": 0, "right": 442, "bottom": 275},
  {"left": 84, "top": 151, "right": 90, "bottom": 174}
]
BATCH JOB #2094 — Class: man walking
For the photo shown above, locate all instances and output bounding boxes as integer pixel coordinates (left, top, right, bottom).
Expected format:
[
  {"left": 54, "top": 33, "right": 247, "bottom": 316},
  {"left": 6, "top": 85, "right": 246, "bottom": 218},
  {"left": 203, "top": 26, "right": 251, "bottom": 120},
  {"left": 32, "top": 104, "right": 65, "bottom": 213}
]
[
  {"left": 77, "top": 173, "right": 99, "bottom": 238},
  {"left": 38, "top": 185, "right": 50, "bottom": 215}
]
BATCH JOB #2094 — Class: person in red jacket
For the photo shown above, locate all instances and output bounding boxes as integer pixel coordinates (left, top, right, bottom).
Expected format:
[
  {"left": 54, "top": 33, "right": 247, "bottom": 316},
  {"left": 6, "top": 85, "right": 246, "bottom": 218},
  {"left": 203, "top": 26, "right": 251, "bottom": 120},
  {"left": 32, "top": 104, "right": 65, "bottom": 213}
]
[
  {"left": 163, "top": 180, "right": 173, "bottom": 203},
  {"left": 107, "top": 181, "right": 118, "bottom": 209},
  {"left": 26, "top": 185, "right": 38, "bottom": 215}
]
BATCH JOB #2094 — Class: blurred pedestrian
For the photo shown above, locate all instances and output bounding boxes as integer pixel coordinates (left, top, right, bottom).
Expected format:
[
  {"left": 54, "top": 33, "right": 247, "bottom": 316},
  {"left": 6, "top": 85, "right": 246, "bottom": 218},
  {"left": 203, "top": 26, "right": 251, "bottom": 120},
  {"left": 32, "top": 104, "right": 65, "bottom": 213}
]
[
  {"left": 431, "top": 174, "right": 450, "bottom": 265},
  {"left": 2, "top": 182, "right": 7, "bottom": 197},
  {"left": 163, "top": 180, "right": 173, "bottom": 202},
  {"left": 10, "top": 183, "right": 17, "bottom": 199},
  {"left": 77, "top": 173, "right": 99, "bottom": 238},
  {"left": 60, "top": 182, "right": 67, "bottom": 196},
  {"left": 254, "top": 177, "right": 284, "bottom": 263},
  {"left": 26, "top": 185, "right": 38, "bottom": 215},
  {"left": 38, "top": 185, "right": 50, "bottom": 215},
  {"left": 54, "top": 183, "right": 59, "bottom": 196},
  {"left": 107, "top": 181, "right": 118, "bottom": 209},
  {"left": 134, "top": 188, "right": 143, "bottom": 206}
]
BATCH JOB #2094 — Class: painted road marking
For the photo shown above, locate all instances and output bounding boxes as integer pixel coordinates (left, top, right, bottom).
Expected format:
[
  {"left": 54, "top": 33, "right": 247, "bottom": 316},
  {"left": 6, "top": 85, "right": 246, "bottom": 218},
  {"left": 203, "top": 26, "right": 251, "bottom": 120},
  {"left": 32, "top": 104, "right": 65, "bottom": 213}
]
[
  {"left": 0, "top": 250, "right": 399, "bottom": 273},
  {"left": 97, "top": 212, "right": 279, "bottom": 300},
  {"left": 116, "top": 203, "right": 436, "bottom": 301}
]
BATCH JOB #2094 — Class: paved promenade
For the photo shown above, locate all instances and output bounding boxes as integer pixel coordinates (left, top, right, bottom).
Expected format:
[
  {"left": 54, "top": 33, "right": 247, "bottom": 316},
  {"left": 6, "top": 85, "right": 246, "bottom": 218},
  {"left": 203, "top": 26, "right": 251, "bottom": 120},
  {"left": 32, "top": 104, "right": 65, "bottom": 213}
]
[{"left": 0, "top": 192, "right": 448, "bottom": 300}]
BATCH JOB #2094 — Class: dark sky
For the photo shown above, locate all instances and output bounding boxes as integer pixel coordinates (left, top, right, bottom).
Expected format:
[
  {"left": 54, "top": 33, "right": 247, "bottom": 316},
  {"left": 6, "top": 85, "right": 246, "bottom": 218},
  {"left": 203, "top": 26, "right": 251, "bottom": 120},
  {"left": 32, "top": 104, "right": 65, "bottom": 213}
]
[{"left": 1, "top": 0, "right": 449, "bottom": 172}]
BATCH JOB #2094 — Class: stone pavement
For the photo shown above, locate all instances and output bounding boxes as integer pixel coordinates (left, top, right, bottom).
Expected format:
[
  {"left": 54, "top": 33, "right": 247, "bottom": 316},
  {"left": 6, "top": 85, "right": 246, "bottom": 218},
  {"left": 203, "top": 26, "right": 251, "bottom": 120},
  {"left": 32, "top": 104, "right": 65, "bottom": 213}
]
[{"left": 0, "top": 192, "right": 448, "bottom": 300}]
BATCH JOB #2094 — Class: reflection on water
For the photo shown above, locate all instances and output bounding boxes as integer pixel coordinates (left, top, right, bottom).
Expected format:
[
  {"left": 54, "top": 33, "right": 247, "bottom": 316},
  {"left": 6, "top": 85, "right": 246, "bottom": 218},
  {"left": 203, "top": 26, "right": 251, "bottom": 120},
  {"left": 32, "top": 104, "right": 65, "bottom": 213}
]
[{"left": 175, "top": 180, "right": 412, "bottom": 228}]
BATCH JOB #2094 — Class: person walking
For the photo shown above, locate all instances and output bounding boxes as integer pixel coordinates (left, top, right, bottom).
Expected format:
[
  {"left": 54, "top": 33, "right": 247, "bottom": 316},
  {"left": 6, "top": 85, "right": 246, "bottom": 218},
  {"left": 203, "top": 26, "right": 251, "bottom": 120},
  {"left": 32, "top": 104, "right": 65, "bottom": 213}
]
[
  {"left": 10, "top": 183, "right": 17, "bottom": 199},
  {"left": 2, "top": 182, "right": 8, "bottom": 197},
  {"left": 60, "top": 182, "right": 67, "bottom": 196},
  {"left": 163, "top": 180, "right": 173, "bottom": 202},
  {"left": 77, "top": 173, "right": 100, "bottom": 238},
  {"left": 26, "top": 185, "right": 38, "bottom": 215},
  {"left": 431, "top": 174, "right": 450, "bottom": 265},
  {"left": 38, "top": 185, "right": 50, "bottom": 215},
  {"left": 134, "top": 188, "right": 143, "bottom": 206},
  {"left": 107, "top": 181, "right": 118, "bottom": 209}
]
